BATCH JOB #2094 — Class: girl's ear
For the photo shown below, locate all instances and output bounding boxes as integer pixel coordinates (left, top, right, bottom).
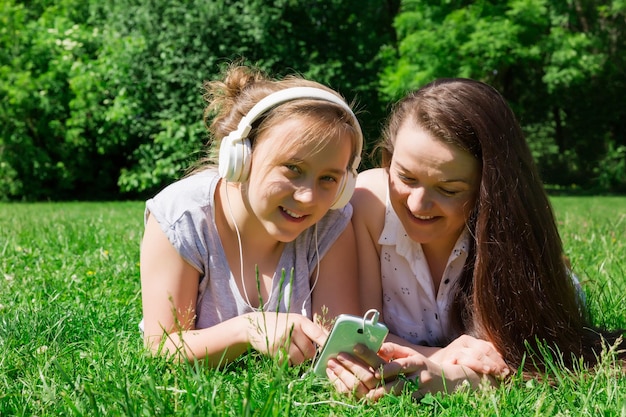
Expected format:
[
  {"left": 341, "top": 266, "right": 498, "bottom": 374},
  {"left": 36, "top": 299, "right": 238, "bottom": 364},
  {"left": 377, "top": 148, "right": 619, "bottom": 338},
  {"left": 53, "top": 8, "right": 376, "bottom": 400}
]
[{"left": 218, "top": 125, "right": 253, "bottom": 183}]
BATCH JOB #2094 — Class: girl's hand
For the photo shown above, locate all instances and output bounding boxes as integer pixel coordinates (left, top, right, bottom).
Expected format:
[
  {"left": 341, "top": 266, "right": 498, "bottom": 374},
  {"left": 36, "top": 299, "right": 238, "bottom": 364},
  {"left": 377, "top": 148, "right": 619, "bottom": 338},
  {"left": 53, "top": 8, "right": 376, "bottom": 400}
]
[{"left": 244, "top": 312, "right": 326, "bottom": 365}]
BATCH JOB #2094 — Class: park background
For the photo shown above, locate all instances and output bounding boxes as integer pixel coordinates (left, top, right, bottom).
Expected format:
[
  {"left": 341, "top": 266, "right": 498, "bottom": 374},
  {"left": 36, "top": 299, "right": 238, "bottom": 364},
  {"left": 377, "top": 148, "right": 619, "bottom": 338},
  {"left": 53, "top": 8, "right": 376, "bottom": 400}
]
[
  {"left": 1, "top": 0, "right": 626, "bottom": 201},
  {"left": 2, "top": 1, "right": 626, "bottom": 415}
]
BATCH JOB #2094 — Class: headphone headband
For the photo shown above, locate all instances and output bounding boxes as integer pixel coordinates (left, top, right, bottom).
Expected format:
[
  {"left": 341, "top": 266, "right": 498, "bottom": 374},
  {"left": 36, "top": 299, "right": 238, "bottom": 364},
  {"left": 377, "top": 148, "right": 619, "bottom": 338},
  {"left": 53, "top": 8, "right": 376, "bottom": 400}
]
[{"left": 230, "top": 87, "right": 362, "bottom": 158}]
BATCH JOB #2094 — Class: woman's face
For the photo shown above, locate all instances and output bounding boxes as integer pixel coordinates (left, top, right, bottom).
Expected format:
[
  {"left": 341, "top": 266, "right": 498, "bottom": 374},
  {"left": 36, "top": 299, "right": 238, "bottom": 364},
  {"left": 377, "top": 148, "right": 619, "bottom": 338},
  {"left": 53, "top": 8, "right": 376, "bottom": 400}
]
[
  {"left": 389, "top": 119, "right": 480, "bottom": 253},
  {"left": 244, "top": 117, "right": 352, "bottom": 242}
]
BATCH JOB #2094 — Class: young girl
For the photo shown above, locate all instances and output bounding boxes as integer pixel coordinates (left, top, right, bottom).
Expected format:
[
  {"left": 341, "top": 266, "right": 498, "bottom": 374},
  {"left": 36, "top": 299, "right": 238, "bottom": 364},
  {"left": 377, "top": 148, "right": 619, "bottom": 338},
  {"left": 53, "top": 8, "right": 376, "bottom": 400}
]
[
  {"left": 326, "top": 78, "right": 625, "bottom": 400},
  {"left": 140, "top": 65, "right": 363, "bottom": 367}
]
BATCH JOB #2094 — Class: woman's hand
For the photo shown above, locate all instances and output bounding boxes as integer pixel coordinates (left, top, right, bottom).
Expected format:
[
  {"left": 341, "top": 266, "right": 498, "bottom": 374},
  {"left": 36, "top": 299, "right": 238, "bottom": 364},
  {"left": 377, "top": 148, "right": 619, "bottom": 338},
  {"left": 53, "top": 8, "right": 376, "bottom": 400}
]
[
  {"left": 325, "top": 341, "right": 504, "bottom": 401},
  {"left": 244, "top": 312, "right": 327, "bottom": 365},
  {"left": 428, "top": 335, "right": 509, "bottom": 377},
  {"left": 325, "top": 342, "right": 438, "bottom": 401},
  {"left": 324, "top": 342, "right": 388, "bottom": 399}
]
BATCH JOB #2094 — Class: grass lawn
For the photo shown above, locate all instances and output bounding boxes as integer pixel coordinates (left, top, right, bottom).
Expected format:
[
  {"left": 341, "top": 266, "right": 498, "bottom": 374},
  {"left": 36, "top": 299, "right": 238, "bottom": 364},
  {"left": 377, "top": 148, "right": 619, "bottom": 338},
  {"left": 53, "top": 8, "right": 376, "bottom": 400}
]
[{"left": 1, "top": 197, "right": 625, "bottom": 416}]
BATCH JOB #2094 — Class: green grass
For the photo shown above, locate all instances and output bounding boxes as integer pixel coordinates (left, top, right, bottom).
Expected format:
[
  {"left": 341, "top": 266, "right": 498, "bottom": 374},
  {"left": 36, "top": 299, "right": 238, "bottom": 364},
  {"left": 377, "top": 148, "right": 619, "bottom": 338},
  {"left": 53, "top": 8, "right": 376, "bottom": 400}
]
[{"left": 1, "top": 198, "right": 625, "bottom": 416}]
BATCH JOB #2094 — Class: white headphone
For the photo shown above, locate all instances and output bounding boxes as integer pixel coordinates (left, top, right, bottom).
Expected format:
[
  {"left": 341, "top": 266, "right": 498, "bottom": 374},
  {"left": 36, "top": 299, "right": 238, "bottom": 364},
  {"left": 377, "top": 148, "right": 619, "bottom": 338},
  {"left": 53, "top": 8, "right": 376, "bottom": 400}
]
[{"left": 218, "top": 86, "right": 363, "bottom": 210}]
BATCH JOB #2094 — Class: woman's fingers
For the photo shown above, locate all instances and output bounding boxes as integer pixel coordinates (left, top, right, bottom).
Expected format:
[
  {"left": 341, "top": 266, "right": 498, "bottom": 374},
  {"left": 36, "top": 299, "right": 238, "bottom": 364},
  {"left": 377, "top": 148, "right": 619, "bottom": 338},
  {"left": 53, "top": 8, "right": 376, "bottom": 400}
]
[
  {"left": 440, "top": 335, "right": 510, "bottom": 377},
  {"left": 377, "top": 342, "right": 419, "bottom": 362},
  {"left": 352, "top": 343, "right": 387, "bottom": 369},
  {"left": 324, "top": 345, "right": 434, "bottom": 401},
  {"left": 325, "top": 353, "right": 383, "bottom": 398}
]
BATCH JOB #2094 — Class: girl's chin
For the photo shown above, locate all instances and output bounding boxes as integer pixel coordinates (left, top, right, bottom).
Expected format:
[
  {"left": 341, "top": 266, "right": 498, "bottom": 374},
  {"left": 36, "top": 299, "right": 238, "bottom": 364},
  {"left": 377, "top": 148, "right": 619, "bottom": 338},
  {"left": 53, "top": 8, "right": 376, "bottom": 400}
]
[{"left": 265, "top": 224, "right": 310, "bottom": 243}]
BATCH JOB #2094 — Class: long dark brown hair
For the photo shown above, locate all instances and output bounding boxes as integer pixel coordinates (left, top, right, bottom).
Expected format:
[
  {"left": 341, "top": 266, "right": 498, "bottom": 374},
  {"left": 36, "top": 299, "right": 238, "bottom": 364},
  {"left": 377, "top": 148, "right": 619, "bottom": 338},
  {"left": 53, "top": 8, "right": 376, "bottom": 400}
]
[{"left": 378, "top": 78, "right": 625, "bottom": 373}]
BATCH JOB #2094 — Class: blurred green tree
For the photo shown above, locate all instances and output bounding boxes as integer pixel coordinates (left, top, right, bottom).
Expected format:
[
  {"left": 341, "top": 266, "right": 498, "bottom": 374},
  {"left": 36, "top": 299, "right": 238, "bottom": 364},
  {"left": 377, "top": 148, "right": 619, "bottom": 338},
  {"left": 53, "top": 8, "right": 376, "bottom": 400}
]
[
  {"left": 382, "top": 0, "right": 626, "bottom": 189},
  {"left": 0, "top": 0, "right": 396, "bottom": 200}
]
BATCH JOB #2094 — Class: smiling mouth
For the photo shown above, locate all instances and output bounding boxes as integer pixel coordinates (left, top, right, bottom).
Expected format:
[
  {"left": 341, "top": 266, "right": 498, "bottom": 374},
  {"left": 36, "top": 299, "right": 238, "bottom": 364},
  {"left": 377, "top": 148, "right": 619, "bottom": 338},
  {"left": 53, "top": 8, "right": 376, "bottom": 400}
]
[
  {"left": 413, "top": 214, "right": 434, "bottom": 220},
  {"left": 281, "top": 207, "right": 305, "bottom": 219}
]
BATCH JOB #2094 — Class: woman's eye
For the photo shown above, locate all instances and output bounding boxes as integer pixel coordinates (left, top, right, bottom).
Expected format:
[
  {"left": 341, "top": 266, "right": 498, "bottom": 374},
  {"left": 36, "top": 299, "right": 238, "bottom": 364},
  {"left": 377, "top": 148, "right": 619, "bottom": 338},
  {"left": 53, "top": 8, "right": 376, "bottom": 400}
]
[
  {"left": 321, "top": 175, "right": 338, "bottom": 184},
  {"left": 397, "top": 173, "right": 415, "bottom": 183},
  {"left": 440, "top": 188, "right": 460, "bottom": 196}
]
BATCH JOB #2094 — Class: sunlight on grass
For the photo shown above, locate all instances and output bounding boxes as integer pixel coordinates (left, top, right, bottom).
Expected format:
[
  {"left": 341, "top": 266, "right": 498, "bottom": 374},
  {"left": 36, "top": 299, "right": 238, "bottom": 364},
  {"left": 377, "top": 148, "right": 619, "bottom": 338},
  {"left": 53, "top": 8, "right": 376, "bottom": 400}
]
[
  {"left": 552, "top": 197, "right": 626, "bottom": 330},
  {"left": 1, "top": 198, "right": 625, "bottom": 416}
]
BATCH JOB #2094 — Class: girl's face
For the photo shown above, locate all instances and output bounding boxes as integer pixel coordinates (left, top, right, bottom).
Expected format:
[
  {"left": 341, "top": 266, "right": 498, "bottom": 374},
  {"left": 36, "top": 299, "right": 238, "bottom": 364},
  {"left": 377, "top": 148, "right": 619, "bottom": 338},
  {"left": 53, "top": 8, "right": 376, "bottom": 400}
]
[
  {"left": 389, "top": 119, "right": 480, "bottom": 252},
  {"left": 243, "top": 117, "right": 353, "bottom": 242}
]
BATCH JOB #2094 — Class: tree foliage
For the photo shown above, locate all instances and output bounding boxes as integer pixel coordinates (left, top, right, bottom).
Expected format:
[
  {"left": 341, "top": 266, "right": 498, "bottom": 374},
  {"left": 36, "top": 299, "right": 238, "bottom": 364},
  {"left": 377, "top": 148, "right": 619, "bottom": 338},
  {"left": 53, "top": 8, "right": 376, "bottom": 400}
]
[
  {"left": 0, "top": 0, "right": 624, "bottom": 200},
  {"left": 0, "top": 0, "right": 394, "bottom": 200},
  {"left": 382, "top": 0, "right": 626, "bottom": 189}
]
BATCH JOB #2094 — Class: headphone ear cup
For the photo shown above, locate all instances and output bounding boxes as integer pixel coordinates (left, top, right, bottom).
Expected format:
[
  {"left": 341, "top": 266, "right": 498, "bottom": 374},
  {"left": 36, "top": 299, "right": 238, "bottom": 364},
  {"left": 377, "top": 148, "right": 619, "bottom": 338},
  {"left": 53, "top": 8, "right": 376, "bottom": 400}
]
[
  {"left": 330, "top": 169, "right": 357, "bottom": 210},
  {"left": 218, "top": 132, "right": 252, "bottom": 182}
]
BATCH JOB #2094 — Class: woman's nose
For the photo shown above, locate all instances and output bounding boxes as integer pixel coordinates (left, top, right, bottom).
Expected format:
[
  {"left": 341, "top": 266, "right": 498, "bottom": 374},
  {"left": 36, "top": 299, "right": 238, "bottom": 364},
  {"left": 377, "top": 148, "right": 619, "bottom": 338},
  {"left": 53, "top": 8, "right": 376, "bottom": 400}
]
[{"left": 406, "top": 186, "right": 432, "bottom": 212}]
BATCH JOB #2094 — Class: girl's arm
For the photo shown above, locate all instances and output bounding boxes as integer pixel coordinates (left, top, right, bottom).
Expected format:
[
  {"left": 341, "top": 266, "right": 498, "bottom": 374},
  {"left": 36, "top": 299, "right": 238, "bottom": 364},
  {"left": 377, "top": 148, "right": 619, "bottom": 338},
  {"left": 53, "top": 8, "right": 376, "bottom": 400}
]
[{"left": 140, "top": 215, "right": 326, "bottom": 366}]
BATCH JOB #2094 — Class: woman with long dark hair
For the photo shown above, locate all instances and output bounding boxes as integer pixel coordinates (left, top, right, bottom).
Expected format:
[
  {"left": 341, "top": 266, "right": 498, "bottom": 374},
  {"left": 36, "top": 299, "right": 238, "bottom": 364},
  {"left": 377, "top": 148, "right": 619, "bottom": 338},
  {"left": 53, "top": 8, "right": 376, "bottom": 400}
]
[{"left": 325, "top": 78, "right": 625, "bottom": 400}]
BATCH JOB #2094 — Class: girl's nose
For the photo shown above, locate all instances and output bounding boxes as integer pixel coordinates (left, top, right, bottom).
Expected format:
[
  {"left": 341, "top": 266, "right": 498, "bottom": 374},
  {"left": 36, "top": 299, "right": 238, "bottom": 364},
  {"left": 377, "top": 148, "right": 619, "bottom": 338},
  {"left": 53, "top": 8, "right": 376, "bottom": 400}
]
[{"left": 293, "top": 183, "right": 316, "bottom": 205}]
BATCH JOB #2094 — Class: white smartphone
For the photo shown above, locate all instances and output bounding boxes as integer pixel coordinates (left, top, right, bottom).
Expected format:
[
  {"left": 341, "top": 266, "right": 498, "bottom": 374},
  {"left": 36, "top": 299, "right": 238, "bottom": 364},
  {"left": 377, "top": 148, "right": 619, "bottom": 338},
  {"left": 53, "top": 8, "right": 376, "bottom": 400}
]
[{"left": 312, "top": 309, "right": 389, "bottom": 377}]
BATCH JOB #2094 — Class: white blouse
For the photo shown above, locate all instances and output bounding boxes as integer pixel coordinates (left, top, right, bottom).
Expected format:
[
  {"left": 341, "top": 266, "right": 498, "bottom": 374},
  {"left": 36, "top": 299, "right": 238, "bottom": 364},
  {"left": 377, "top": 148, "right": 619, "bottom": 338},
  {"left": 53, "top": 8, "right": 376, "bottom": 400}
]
[{"left": 379, "top": 197, "right": 468, "bottom": 347}]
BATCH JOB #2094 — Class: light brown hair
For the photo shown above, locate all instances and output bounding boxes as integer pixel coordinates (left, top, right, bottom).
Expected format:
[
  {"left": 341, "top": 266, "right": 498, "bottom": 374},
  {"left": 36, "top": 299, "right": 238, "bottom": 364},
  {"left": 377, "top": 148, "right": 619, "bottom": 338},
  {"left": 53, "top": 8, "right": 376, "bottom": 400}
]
[{"left": 198, "top": 64, "right": 361, "bottom": 171}]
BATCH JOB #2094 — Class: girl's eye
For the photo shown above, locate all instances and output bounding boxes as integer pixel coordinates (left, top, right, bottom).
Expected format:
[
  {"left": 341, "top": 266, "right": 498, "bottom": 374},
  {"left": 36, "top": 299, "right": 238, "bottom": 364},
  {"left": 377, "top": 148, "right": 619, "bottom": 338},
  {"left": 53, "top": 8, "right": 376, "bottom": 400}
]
[
  {"left": 321, "top": 175, "right": 338, "bottom": 184},
  {"left": 285, "top": 164, "right": 301, "bottom": 174}
]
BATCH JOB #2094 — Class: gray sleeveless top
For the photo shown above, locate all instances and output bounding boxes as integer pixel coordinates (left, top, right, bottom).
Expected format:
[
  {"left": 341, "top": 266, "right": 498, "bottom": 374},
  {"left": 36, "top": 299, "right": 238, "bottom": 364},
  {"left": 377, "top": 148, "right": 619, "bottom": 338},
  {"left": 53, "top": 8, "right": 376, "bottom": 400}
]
[{"left": 145, "top": 169, "right": 352, "bottom": 328}]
